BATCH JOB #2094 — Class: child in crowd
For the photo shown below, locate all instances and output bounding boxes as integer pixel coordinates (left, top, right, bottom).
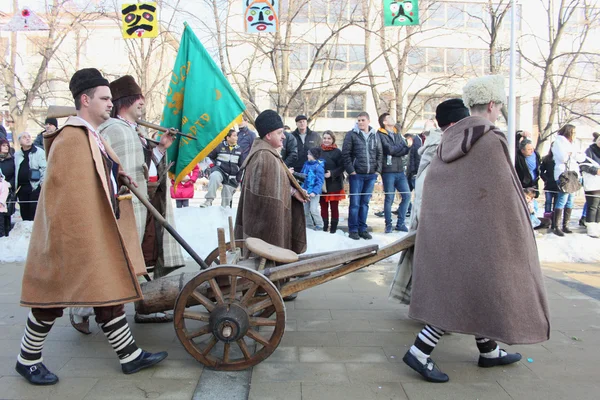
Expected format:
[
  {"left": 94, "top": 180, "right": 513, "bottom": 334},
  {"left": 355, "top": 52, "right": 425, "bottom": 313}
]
[
  {"left": 524, "top": 188, "right": 551, "bottom": 230},
  {"left": 301, "top": 147, "right": 325, "bottom": 230}
]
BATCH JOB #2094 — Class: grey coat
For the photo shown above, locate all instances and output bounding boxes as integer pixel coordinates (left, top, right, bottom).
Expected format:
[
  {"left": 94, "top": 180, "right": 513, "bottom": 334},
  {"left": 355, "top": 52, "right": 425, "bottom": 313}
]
[{"left": 15, "top": 145, "right": 46, "bottom": 191}]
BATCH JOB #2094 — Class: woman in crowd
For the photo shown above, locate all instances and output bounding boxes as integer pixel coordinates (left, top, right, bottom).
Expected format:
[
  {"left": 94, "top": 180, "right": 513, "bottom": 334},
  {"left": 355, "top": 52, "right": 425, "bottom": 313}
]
[
  {"left": 579, "top": 135, "right": 600, "bottom": 237},
  {"left": 0, "top": 139, "right": 15, "bottom": 236},
  {"left": 540, "top": 148, "right": 559, "bottom": 222},
  {"left": 551, "top": 124, "right": 585, "bottom": 236},
  {"left": 319, "top": 130, "right": 345, "bottom": 233}
]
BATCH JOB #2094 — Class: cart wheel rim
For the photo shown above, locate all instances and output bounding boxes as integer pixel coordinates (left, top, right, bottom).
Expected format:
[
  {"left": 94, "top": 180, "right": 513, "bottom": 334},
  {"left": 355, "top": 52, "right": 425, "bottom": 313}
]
[{"left": 174, "top": 265, "right": 285, "bottom": 371}]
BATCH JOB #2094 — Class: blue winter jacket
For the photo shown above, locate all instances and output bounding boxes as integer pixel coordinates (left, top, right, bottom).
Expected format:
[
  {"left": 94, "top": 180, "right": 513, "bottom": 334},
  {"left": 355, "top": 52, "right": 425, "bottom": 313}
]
[{"left": 300, "top": 159, "right": 325, "bottom": 195}]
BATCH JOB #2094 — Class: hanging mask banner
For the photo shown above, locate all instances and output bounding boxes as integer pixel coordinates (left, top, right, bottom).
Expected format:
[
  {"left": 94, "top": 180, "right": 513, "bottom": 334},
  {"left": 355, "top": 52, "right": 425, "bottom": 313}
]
[
  {"left": 121, "top": 2, "right": 159, "bottom": 38},
  {"left": 244, "top": 0, "right": 279, "bottom": 33},
  {"left": 1, "top": 7, "right": 49, "bottom": 31},
  {"left": 383, "top": 0, "right": 420, "bottom": 27}
]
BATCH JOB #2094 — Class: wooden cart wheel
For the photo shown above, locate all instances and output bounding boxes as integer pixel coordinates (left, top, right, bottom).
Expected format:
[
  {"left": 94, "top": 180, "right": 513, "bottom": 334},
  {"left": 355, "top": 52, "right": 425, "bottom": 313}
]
[
  {"left": 205, "top": 240, "right": 246, "bottom": 266},
  {"left": 173, "top": 265, "right": 285, "bottom": 371}
]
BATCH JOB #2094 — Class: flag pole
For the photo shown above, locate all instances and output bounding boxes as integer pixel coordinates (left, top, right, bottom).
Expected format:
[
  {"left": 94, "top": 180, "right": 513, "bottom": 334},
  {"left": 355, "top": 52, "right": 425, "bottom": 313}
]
[{"left": 507, "top": 0, "right": 517, "bottom": 163}]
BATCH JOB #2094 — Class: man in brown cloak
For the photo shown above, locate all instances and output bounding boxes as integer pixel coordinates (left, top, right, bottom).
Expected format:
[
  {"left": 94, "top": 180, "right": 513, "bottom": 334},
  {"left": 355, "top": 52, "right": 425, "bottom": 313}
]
[
  {"left": 234, "top": 109, "right": 308, "bottom": 258},
  {"left": 402, "top": 75, "right": 550, "bottom": 383},
  {"left": 15, "top": 68, "right": 167, "bottom": 386}
]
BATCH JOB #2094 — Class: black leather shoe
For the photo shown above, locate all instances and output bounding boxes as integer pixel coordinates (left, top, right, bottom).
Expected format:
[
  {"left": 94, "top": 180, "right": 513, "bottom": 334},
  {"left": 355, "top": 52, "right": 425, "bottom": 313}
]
[
  {"left": 15, "top": 362, "right": 59, "bottom": 385},
  {"left": 348, "top": 232, "right": 360, "bottom": 240},
  {"left": 359, "top": 231, "right": 372, "bottom": 240},
  {"left": 122, "top": 350, "right": 168, "bottom": 374},
  {"left": 403, "top": 351, "right": 449, "bottom": 383},
  {"left": 375, "top": 211, "right": 384, "bottom": 217},
  {"left": 478, "top": 351, "right": 522, "bottom": 368}
]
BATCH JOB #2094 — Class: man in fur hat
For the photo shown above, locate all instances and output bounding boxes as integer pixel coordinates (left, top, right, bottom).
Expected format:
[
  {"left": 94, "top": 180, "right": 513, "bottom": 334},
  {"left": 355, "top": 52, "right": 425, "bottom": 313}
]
[
  {"left": 15, "top": 68, "right": 168, "bottom": 386},
  {"left": 402, "top": 75, "right": 550, "bottom": 383},
  {"left": 94, "top": 75, "right": 186, "bottom": 324},
  {"left": 234, "top": 109, "right": 308, "bottom": 262}
]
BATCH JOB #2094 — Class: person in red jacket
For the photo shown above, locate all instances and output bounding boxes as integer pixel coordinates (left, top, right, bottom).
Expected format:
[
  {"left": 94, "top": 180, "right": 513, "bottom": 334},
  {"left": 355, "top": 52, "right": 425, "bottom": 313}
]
[{"left": 170, "top": 165, "right": 200, "bottom": 208}]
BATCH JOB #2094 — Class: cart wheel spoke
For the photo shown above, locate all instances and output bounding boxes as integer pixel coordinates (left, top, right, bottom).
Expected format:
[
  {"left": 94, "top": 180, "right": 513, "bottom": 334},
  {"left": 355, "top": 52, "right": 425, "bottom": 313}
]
[
  {"left": 246, "top": 328, "right": 270, "bottom": 347},
  {"left": 249, "top": 317, "right": 277, "bottom": 327},
  {"left": 223, "top": 342, "right": 230, "bottom": 363},
  {"left": 186, "top": 324, "right": 212, "bottom": 339},
  {"left": 209, "top": 278, "right": 225, "bottom": 305},
  {"left": 229, "top": 275, "right": 238, "bottom": 302},
  {"left": 248, "top": 298, "right": 273, "bottom": 314},
  {"left": 183, "top": 310, "right": 210, "bottom": 322},
  {"left": 240, "top": 283, "right": 259, "bottom": 305},
  {"left": 202, "top": 335, "right": 218, "bottom": 356},
  {"left": 191, "top": 290, "right": 215, "bottom": 312},
  {"left": 237, "top": 338, "right": 251, "bottom": 360}
]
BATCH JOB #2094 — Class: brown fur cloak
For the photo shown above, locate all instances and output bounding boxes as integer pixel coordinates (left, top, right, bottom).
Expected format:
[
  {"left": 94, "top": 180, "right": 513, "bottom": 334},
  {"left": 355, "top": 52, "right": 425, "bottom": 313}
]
[
  {"left": 234, "top": 139, "right": 307, "bottom": 254},
  {"left": 20, "top": 117, "right": 144, "bottom": 308},
  {"left": 409, "top": 116, "right": 550, "bottom": 345}
]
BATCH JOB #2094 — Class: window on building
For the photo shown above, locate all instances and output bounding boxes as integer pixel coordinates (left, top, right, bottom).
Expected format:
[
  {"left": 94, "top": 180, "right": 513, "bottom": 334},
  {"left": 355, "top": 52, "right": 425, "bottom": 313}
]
[
  {"left": 327, "top": 92, "right": 365, "bottom": 118},
  {"left": 407, "top": 47, "right": 425, "bottom": 73},
  {"left": 290, "top": 44, "right": 310, "bottom": 70},
  {"left": 426, "top": 3, "right": 446, "bottom": 27},
  {"left": 311, "top": 0, "right": 328, "bottom": 23},
  {"left": 447, "top": 3, "right": 465, "bottom": 29},
  {"left": 293, "top": 1, "right": 309, "bottom": 23},
  {"left": 446, "top": 48, "right": 464, "bottom": 74},
  {"left": 426, "top": 48, "right": 445, "bottom": 73},
  {"left": 26, "top": 36, "right": 47, "bottom": 56},
  {"left": 271, "top": 91, "right": 366, "bottom": 119},
  {"left": 466, "top": 49, "right": 485, "bottom": 75},
  {"left": 348, "top": 45, "right": 365, "bottom": 71}
]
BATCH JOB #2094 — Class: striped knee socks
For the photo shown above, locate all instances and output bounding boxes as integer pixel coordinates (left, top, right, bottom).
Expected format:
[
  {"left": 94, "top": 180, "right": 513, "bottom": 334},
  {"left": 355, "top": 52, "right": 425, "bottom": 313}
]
[
  {"left": 17, "top": 311, "right": 55, "bottom": 366},
  {"left": 100, "top": 314, "right": 142, "bottom": 364},
  {"left": 476, "top": 337, "right": 506, "bottom": 358},
  {"left": 410, "top": 325, "right": 445, "bottom": 365}
]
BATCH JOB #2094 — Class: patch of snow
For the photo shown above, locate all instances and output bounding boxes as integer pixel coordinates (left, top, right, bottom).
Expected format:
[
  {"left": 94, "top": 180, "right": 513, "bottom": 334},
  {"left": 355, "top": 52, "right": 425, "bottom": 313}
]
[{"left": 2, "top": 207, "right": 600, "bottom": 266}]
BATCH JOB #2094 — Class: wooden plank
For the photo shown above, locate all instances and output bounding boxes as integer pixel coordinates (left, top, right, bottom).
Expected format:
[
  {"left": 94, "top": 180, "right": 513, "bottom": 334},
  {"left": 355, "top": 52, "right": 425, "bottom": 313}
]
[
  {"left": 279, "top": 232, "right": 416, "bottom": 297},
  {"left": 263, "top": 245, "right": 379, "bottom": 281}
]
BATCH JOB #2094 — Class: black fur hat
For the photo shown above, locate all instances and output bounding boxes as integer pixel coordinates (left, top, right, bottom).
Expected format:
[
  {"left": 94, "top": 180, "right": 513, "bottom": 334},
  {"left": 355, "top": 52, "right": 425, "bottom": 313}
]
[
  {"left": 69, "top": 68, "right": 109, "bottom": 98},
  {"left": 255, "top": 110, "right": 283, "bottom": 138}
]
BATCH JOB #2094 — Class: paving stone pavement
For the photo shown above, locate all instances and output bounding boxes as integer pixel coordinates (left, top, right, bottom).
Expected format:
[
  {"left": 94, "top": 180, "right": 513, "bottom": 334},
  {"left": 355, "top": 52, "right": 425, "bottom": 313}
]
[{"left": 1, "top": 260, "right": 599, "bottom": 399}]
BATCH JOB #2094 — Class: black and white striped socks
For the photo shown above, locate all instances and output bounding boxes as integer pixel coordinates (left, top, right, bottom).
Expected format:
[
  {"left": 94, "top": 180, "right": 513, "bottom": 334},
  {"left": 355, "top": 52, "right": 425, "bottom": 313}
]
[
  {"left": 17, "top": 311, "right": 55, "bottom": 366},
  {"left": 100, "top": 314, "right": 142, "bottom": 364},
  {"left": 476, "top": 337, "right": 506, "bottom": 358},
  {"left": 410, "top": 325, "right": 446, "bottom": 365}
]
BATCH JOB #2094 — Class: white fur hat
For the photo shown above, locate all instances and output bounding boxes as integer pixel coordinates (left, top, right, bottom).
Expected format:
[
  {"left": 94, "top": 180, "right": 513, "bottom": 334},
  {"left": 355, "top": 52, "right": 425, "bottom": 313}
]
[{"left": 462, "top": 75, "right": 506, "bottom": 108}]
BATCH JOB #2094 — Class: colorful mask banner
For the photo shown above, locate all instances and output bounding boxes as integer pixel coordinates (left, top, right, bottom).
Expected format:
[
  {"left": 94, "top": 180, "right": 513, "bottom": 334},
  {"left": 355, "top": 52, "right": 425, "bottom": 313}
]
[
  {"left": 121, "top": 2, "right": 159, "bottom": 38},
  {"left": 383, "top": 0, "right": 420, "bottom": 27},
  {"left": 2, "top": 7, "right": 49, "bottom": 31},
  {"left": 244, "top": 0, "right": 279, "bottom": 33}
]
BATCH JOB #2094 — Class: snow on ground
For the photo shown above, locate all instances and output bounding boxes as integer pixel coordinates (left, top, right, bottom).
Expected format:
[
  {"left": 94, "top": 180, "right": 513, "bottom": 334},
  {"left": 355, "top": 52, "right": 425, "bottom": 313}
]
[{"left": 2, "top": 207, "right": 600, "bottom": 264}]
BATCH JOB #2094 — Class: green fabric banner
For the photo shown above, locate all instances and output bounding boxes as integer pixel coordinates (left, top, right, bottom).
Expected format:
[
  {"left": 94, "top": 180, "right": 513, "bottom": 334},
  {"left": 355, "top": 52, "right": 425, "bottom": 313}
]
[
  {"left": 161, "top": 23, "right": 245, "bottom": 185},
  {"left": 384, "top": 0, "right": 420, "bottom": 27}
]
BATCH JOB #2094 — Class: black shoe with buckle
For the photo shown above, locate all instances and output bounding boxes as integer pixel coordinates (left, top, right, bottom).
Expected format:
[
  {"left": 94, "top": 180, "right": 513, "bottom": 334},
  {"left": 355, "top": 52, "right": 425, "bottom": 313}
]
[
  {"left": 122, "top": 350, "right": 168, "bottom": 375},
  {"left": 15, "top": 361, "right": 59, "bottom": 385},
  {"left": 359, "top": 231, "right": 372, "bottom": 240},
  {"left": 478, "top": 351, "right": 522, "bottom": 368},
  {"left": 402, "top": 351, "right": 449, "bottom": 383}
]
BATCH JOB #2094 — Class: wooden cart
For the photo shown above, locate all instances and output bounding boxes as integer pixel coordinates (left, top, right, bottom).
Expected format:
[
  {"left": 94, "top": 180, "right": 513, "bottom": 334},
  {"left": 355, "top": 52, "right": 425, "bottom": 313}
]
[{"left": 135, "top": 217, "right": 415, "bottom": 371}]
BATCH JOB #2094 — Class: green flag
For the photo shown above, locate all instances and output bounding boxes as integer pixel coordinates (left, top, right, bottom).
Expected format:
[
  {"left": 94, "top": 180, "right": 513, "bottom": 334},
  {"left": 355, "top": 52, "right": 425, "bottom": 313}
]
[
  {"left": 161, "top": 23, "right": 245, "bottom": 185},
  {"left": 383, "top": 0, "right": 420, "bottom": 27}
]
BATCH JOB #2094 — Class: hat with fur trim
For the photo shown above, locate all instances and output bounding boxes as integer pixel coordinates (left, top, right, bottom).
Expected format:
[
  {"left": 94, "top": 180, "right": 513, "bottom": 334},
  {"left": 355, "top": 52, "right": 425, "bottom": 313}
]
[
  {"left": 255, "top": 110, "right": 284, "bottom": 138},
  {"left": 109, "top": 75, "right": 143, "bottom": 102},
  {"left": 69, "top": 68, "right": 109, "bottom": 98},
  {"left": 462, "top": 75, "right": 506, "bottom": 108}
]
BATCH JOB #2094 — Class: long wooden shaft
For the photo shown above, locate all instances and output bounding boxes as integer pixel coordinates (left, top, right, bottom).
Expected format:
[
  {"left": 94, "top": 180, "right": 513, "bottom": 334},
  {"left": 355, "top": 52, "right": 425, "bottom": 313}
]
[
  {"left": 124, "top": 182, "right": 209, "bottom": 270},
  {"left": 263, "top": 245, "right": 379, "bottom": 281},
  {"left": 279, "top": 232, "right": 416, "bottom": 298},
  {"left": 137, "top": 119, "right": 197, "bottom": 140}
]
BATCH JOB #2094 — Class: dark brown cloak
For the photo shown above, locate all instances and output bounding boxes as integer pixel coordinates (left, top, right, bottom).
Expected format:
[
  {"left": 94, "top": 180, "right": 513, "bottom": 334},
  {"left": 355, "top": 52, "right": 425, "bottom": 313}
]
[{"left": 234, "top": 139, "right": 307, "bottom": 254}]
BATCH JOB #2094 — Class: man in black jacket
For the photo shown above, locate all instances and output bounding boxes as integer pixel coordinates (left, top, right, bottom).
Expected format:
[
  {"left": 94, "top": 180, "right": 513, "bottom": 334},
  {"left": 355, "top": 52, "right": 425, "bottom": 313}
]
[
  {"left": 515, "top": 139, "right": 541, "bottom": 197},
  {"left": 237, "top": 116, "right": 257, "bottom": 161},
  {"left": 201, "top": 129, "right": 244, "bottom": 208},
  {"left": 378, "top": 113, "right": 411, "bottom": 233},
  {"left": 281, "top": 129, "right": 298, "bottom": 168},
  {"left": 291, "top": 115, "right": 321, "bottom": 172},
  {"left": 342, "top": 112, "right": 383, "bottom": 240}
]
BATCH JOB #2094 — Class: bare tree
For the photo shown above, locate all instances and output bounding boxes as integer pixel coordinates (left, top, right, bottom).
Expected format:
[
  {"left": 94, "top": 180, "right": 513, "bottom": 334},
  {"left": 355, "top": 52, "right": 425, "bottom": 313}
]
[
  {"left": 520, "top": 0, "right": 600, "bottom": 149},
  {"left": 1, "top": 0, "right": 107, "bottom": 143}
]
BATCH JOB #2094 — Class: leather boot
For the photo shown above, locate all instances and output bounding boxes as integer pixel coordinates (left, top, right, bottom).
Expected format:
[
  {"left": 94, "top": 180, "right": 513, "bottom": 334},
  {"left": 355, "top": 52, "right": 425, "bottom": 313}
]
[
  {"left": 323, "top": 218, "right": 329, "bottom": 232},
  {"left": 553, "top": 209, "right": 564, "bottom": 237},
  {"left": 330, "top": 218, "right": 339, "bottom": 234},
  {"left": 562, "top": 208, "right": 573, "bottom": 233}
]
